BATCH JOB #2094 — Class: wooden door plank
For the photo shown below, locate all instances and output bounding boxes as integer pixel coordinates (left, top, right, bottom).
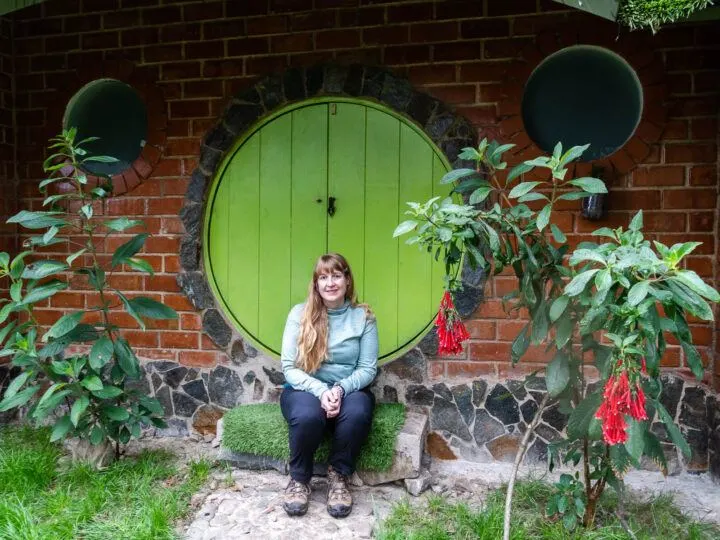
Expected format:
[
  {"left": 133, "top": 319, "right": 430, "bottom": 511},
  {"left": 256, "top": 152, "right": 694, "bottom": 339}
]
[
  {"left": 258, "top": 113, "right": 293, "bottom": 352},
  {"left": 328, "top": 102, "right": 366, "bottom": 299},
  {"left": 397, "top": 123, "right": 434, "bottom": 345},
  {"left": 291, "top": 105, "right": 328, "bottom": 306},
  {"left": 364, "top": 108, "right": 400, "bottom": 354}
]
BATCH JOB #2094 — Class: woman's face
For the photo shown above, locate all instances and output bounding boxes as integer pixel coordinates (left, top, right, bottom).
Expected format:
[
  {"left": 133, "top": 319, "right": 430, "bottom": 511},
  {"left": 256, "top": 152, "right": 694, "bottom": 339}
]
[{"left": 316, "top": 269, "right": 347, "bottom": 308}]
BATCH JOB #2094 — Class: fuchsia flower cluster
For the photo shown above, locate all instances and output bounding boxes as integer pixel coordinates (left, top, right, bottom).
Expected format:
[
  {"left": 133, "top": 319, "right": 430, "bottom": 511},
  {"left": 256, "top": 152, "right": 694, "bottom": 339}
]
[
  {"left": 436, "top": 291, "right": 470, "bottom": 356},
  {"left": 595, "top": 362, "right": 648, "bottom": 445}
]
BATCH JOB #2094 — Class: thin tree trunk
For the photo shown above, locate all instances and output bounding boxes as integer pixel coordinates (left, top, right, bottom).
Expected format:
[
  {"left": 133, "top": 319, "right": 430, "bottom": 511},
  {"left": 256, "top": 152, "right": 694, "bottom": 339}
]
[{"left": 503, "top": 393, "right": 550, "bottom": 540}]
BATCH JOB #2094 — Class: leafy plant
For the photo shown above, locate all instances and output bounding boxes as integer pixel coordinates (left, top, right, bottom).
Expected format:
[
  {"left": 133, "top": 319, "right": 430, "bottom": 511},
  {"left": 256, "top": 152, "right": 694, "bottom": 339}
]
[
  {"left": 546, "top": 473, "right": 586, "bottom": 531},
  {"left": 393, "top": 138, "right": 718, "bottom": 532},
  {"left": 618, "top": 0, "right": 714, "bottom": 32},
  {"left": 0, "top": 129, "right": 176, "bottom": 457}
]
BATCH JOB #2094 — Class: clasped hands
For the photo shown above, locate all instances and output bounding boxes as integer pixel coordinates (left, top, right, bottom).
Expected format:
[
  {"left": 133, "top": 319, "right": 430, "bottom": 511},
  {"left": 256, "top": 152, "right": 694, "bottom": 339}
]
[{"left": 320, "top": 386, "right": 343, "bottom": 418}]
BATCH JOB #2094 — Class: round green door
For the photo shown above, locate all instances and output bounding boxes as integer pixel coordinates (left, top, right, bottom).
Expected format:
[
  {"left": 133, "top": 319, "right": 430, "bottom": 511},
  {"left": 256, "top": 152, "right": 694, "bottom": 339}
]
[{"left": 204, "top": 98, "right": 452, "bottom": 363}]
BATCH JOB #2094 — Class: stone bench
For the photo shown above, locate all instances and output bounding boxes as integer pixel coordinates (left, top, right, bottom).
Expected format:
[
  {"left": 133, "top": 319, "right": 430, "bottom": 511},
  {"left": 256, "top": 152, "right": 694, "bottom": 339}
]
[{"left": 216, "top": 402, "right": 428, "bottom": 486}]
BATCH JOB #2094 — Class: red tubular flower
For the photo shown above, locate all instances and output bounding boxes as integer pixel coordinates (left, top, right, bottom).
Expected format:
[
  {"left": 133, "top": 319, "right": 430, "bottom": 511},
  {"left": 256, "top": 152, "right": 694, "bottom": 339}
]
[
  {"left": 436, "top": 290, "right": 470, "bottom": 356},
  {"left": 595, "top": 367, "right": 648, "bottom": 445},
  {"left": 629, "top": 384, "right": 647, "bottom": 421}
]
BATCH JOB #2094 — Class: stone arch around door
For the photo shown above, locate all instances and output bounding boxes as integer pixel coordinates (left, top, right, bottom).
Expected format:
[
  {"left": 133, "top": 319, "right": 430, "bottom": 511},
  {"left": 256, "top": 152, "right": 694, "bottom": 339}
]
[{"left": 178, "top": 64, "right": 482, "bottom": 363}]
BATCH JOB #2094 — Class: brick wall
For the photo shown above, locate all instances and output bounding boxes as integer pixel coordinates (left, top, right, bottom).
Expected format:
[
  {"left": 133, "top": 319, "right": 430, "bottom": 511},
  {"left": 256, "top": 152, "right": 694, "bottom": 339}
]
[
  {"left": 3, "top": 0, "right": 720, "bottom": 385},
  {"left": 0, "top": 15, "right": 15, "bottom": 256}
]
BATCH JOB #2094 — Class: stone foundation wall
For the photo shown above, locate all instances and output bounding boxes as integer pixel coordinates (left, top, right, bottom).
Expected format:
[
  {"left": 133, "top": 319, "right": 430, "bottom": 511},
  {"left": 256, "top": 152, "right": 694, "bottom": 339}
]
[{"left": 3, "top": 345, "right": 717, "bottom": 478}]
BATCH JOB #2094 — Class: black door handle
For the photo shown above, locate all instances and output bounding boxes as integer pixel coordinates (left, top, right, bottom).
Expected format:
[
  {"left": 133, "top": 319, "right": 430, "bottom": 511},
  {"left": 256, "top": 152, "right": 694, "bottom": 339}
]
[{"left": 328, "top": 196, "right": 336, "bottom": 217}]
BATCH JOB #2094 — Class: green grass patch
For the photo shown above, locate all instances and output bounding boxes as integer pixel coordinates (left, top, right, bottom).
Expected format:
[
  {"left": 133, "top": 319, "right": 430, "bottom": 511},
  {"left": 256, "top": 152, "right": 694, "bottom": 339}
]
[
  {"left": 222, "top": 402, "right": 405, "bottom": 471},
  {"left": 0, "top": 425, "right": 210, "bottom": 540},
  {"left": 376, "top": 479, "right": 720, "bottom": 539}
]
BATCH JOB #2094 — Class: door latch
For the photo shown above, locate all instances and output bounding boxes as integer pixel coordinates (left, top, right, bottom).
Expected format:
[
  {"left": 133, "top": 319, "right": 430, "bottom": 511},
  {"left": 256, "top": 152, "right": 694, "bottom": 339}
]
[{"left": 327, "top": 197, "right": 336, "bottom": 217}]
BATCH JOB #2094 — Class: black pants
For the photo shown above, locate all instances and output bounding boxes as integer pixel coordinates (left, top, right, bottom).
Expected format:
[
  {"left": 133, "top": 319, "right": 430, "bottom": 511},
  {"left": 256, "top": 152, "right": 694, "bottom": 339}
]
[{"left": 280, "top": 386, "right": 375, "bottom": 484}]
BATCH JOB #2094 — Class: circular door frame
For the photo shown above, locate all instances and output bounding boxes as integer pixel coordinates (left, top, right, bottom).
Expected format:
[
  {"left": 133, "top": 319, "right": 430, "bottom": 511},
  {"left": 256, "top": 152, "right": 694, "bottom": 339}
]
[{"left": 178, "top": 64, "right": 481, "bottom": 364}]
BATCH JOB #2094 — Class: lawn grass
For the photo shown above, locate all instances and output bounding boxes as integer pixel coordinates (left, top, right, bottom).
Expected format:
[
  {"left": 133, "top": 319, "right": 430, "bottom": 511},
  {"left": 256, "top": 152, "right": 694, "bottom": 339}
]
[
  {"left": 376, "top": 479, "right": 720, "bottom": 540},
  {"left": 222, "top": 402, "right": 406, "bottom": 471},
  {"left": 0, "top": 425, "right": 210, "bottom": 540}
]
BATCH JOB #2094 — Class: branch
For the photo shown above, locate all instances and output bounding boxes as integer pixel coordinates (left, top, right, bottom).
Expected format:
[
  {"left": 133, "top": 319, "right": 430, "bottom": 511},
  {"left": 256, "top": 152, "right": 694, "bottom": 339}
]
[{"left": 503, "top": 392, "right": 550, "bottom": 540}]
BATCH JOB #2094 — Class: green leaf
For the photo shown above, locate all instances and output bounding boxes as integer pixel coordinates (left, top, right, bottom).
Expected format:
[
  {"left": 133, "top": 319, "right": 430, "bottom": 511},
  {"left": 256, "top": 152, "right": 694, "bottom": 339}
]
[
  {"left": 557, "top": 191, "right": 590, "bottom": 201},
  {"left": 517, "top": 192, "right": 548, "bottom": 203},
  {"left": 568, "top": 177, "right": 607, "bottom": 194},
  {"left": 508, "top": 181, "right": 542, "bottom": 199},
  {"left": 114, "top": 338, "right": 140, "bottom": 377},
  {"left": 560, "top": 144, "right": 589, "bottom": 166},
  {"left": 129, "top": 297, "right": 178, "bottom": 320},
  {"left": 89, "top": 337, "right": 114, "bottom": 371},
  {"left": 70, "top": 395, "right": 89, "bottom": 426},
  {"left": 574, "top": 497, "right": 586, "bottom": 519},
  {"left": 10, "top": 282, "right": 21, "bottom": 302},
  {"left": 569, "top": 249, "right": 606, "bottom": 266},
  {"left": 567, "top": 392, "right": 602, "bottom": 440},
  {"left": 393, "top": 220, "right": 417, "bottom": 238},
  {"left": 139, "top": 396, "right": 165, "bottom": 416},
  {"left": 81, "top": 376, "right": 103, "bottom": 392},
  {"left": 564, "top": 269, "right": 599, "bottom": 297},
  {"left": 506, "top": 162, "right": 533, "bottom": 185},
  {"left": 43, "top": 226, "right": 59, "bottom": 245},
  {"left": 82, "top": 155, "right": 119, "bottom": 163},
  {"left": 102, "top": 405, "right": 130, "bottom": 421},
  {"left": 536, "top": 204, "right": 551, "bottom": 232},
  {"left": 92, "top": 386, "right": 123, "bottom": 399},
  {"left": 656, "top": 401, "right": 691, "bottom": 458},
  {"left": 627, "top": 281, "right": 650, "bottom": 306},
  {"left": 4, "top": 371, "right": 32, "bottom": 400},
  {"left": 90, "top": 425, "right": 104, "bottom": 445},
  {"left": 50, "top": 415, "right": 73, "bottom": 442},
  {"left": 549, "top": 295, "right": 569, "bottom": 322},
  {"left": 563, "top": 512, "right": 577, "bottom": 531},
  {"left": 643, "top": 430, "right": 668, "bottom": 475},
  {"left": 625, "top": 418, "right": 646, "bottom": 462},
  {"left": 440, "top": 168, "right": 477, "bottom": 184},
  {"left": 21, "top": 280, "right": 67, "bottom": 305},
  {"left": 111, "top": 233, "right": 148, "bottom": 267},
  {"left": 681, "top": 341, "right": 704, "bottom": 380},
  {"left": 629, "top": 210, "right": 643, "bottom": 231},
  {"left": 546, "top": 353, "right": 570, "bottom": 397},
  {"left": 511, "top": 324, "right": 530, "bottom": 365},
  {"left": 6, "top": 210, "right": 67, "bottom": 229},
  {"left": 80, "top": 204, "right": 93, "bottom": 220},
  {"left": 469, "top": 186, "right": 492, "bottom": 205},
  {"left": 0, "top": 252, "right": 8, "bottom": 268},
  {"left": 555, "top": 316, "right": 573, "bottom": 349},
  {"left": 125, "top": 257, "right": 155, "bottom": 275},
  {"left": 66, "top": 248, "right": 87, "bottom": 266},
  {"left": 43, "top": 311, "right": 83, "bottom": 342},
  {"left": 116, "top": 291, "right": 145, "bottom": 330},
  {"left": 672, "top": 271, "right": 720, "bottom": 302},
  {"left": 550, "top": 224, "right": 566, "bottom": 243},
  {"left": 0, "top": 386, "right": 39, "bottom": 412},
  {"left": 595, "top": 269, "right": 612, "bottom": 291}
]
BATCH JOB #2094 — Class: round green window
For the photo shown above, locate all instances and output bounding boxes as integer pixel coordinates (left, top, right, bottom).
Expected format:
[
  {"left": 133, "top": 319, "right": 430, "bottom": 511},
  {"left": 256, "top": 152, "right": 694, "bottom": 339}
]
[{"left": 204, "top": 98, "right": 452, "bottom": 363}]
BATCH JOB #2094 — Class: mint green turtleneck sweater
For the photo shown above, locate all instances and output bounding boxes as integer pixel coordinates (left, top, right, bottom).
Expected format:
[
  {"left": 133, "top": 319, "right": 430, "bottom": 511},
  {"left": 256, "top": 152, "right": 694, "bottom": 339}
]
[{"left": 280, "top": 300, "right": 378, "bottom": 400}]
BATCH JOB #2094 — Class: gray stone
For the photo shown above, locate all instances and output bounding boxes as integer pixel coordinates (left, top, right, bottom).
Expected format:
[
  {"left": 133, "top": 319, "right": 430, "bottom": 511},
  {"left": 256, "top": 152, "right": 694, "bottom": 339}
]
[
  {"left": 472, "top": 380, "right": 487, "bottom": 407},
  {"left": 405, "top": 384, "right": 434, "bottom": 407},
  {"left": 383, "top": 385, "right": 398, "bottom": 403},
  {"left": 343, "top": 63, "right": 363, "bottom": 96},
  {"left": 64, "top": 439, "right": 114, "bottom": 469},
  {"left": 244, "top": 341, "right": 258, "bottom": 358},
  {"left": 183, "top": 379, "right": 209, "bottom": 403},
  {"left": 473, "top": 410, "right": 505, "bottom": 445},
  {"left": 380, "top": 75, "right": 413, "bottom": 112},
  {"left": 243, "top": 371, "right": 256, "bottom": 385},
  {"left": 680, "top": 386, "right": 707, "bottom": 431},
  {"left": 426, "top": 112, "right": 454, "bottom": 140},
  {"left": 526, "top": 438, "right": 548, "bottom": 463},
  {"left": 357, "top": 411, "right": 428, "bottom": 485},
  {"left": 526, "top": 377, "right": 547, "bottom": 391},
  {"left": 407, "top": 92, "right": 439, "bottom": 128},
  {"left": 157, "top": 418, "right": 189, "bottom": 437},
  {"left": 542, "top": 405, "right": 568, "bottom": 432},
  {"left": 224, "top": 102, "right": 262, "bottom": 135},
  {"left": 454, "top": 263, "right": 485, "bottom": 318},
  {"left": 186, "top": 168, "right": 207, "bottom": 202},
  {"left": 192, "top": 405, "right": 224, "bottom": 436},
  {"left": 660, "top": 375, "right": 684, "bottom": 418},
  {"left": 404, "top": 469, "right": 432, "bottom": 496},
  {"left": 178, "top": 272, "right": 214, "bottom": 309},
  {"left": 706, "top": 395, "right": 720, "bottom": 432},
  {"left": 485, "top": 384, "right": 520, "bottom": 425},
  {"left": 204, "top": 123, "right": 234, "bottom": 152},
  {"left": 253, "top": 379, "right": 264, "bottom": 401},
  {"left": 155, "top": 385, "right": 173, "bottom": 416},
  {"left": 267, "top": 387, "right": 282, "bottom": 403},
  {"left": 535, "top": 423, "right": 561, "bottom": 442},
  {"left": 125, "top": 366, "right": 150, "bottom": 395},
  {"left": 262, "top": 366, "right": 286, "bottom": 386},
  {"left": 203, "top": 309, "right": 232, "bottom": 348},
  {"left": 685, "top": 427, "right": 709, "bottom": 472},
  {"left": 186, "top": 369, "right": 199, "bottom": 381},
  {"left": 180, "top": 237, "right": 199, "bottom": 271},
  {"left": 361, "top": 66, "right": 386, "bottom": 99},
  {"left": 256, "top": 73, "right": 284, "bottom": 110},
  {"left": 383, "top": 349, "right": 425, "bottom": 383},
  {"left": 180, "top": 202, "right": 202, "bottom": 238},
  {"left": 521, "top": 400, "right": 539, "bottom": 423},
  {"left": 230, "top": 340, "right": 247, "bottom": 364},
  {"left": 451, "top": 384, "right": 474, "bottom": 427},
  {"left": 430, "top": 397, "right": 472, "bottom": 442},
  {"left": 165, "top": 367, "right": 188, "bottom": 389},
  {"left": 173, "top": 391, "right": 200, "bottom": 417},
  {"left": 418, "top": 328, "right": 438, "bottom": 356},
  {"left": 151, "top": 372, "right": 162, "bottom": 392},
  {"left": 432, "top": 383, "right": 453, "bottom": 402},
  {"left": 235, "top": 85, "right": 262, "bottom": 105},
  {"left": 199, "top": 145, "right": 222, "bottom": 175},
  {"left": 147, "top": 361, "right": 177, "bottom": 372},
  {"left": 486, "top": 434, "right": 522, "bottom": 462},
  {"left": 506, "top": 380, "right": 527, "bottom": 400},
  {"left": 324, "top": 64, "right": 347, "bottom": 93},
  {"left": 209, "top": 366, "right": 244, "bottom": 408},
  {"left": 283, "top": 67, "right": 305, "bottom": 100},
  {"left": 305, "top": 64, "right": 324, "bottom": 96}
]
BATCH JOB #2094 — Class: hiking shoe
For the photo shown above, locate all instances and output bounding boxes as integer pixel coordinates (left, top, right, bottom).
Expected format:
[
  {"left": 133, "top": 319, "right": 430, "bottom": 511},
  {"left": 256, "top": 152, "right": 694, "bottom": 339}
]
[
  {"left": 326, "top": 466, "right": 352, "bottom": 518},
  {"left": 283, "top": 478, "right": 310, "bottom": 516}
]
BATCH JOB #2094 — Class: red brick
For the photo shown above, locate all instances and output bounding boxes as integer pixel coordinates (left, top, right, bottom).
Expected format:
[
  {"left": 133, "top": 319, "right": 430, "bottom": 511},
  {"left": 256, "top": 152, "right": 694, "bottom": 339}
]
[
  {"left": 180, "top": 313, "right": 202, "bottom": 331},
  {"left": 122, "top": 28, "right": 159, "bottom": 47},
  {"left": 689, "top": 212, "right": 713, "bottom": 232},
  {"left": 184, "top": 1, "right": 223, "bottom": 21},
  {"left": 163, "top": 293, "right": 194, "bottom": 311},
  {"left": 426, "top": 84, "right": 476, "bottom": 105},
  {"left": 497, "top": 320, "right": 528, "bottom": 341},
  {"left": 364, "top": 25, "right": 409, "bottom": 46},
  {"left": 123, "top": 330, "right": 159, "bottom": 348},
  {"left": 468, "top": 341, "right": 511, "bottom": 361},
  {"left": 691, "top": 118, "right": 718, "bottom": 140},
  {"left": 169, "top": 100, "right": 209, "bottom": 119},
  {"left": 388, "top": 2, "right": 434, "bottom": 23},
  {"left": 454, "top": 105, "right": 497, "bottom": 125},
  {"left": 103, "top": 10, "right": 140, "bottom": 29},
  {"left": 161, "top": 23, "right": 201, "bottom": 43},
  {"left": 161, "top": 62, "right": 202, "bottom": 81},
  {"left": 633, "top": 166, "right": 685, "bottom": 187},
  {"left": 465, "top": 320, "right": 495, "bottom": 340},
  {"left": 666, "top": 143, "right": 717, "bottom": 164},
  {"left": 272, "top": 33, "right": 314, "bottom": 53},
  {"left": 434, "top": 41, "right": 482, "bottom": 62},
  {"left": 337, "top": 7, "right": 384, "bottom": 27},
  {"left": 82, "top": 31, "right": 119, "bottom": 50},
  {"left": 662, "top": 119, "right": 688, "bottom": 140},
  {"left": 446, "top": 361, "right": 496, "bottom": 378},
  {"left": 662, "top": 189, "right": 716, "bottom": 210},
  {"left": 227, "top": 37, "right": 269, "bottom": 56},
  {"left": 407, "top": 64, "right": 456, "bottom": 85},
  {"left": 291, "top": 10, "right": 336, "bottom": 31},
  {"left": 145, "top": 274, "right": 181, "bottom": 293},
  {"left": 186, "top": 40, "right": 225, "bottom": 60},
  {"left": 161, "top": 331, "right": 198, "bottom": 349},
  {"left": 50, "top": 292, "right": 85, "bottom": 309},
  {"left": 461, "top": 19, "right": 510, "bottom": 38},
  {"left": 484, "top": 37, "right": 532, "bottom": 59},
  {"left": 144, "top": 45, "right": 182, "bottom": 63},
  {"left": 690, "top": 166, "right": 716, "bottom": 186},
  {"left": 316, "top": 29, "right": 360, "bottom": 50},
  {"left": 145, "top": 236, "right": 180, "bottom": 253},
  {"left": 384, "top": 45, "right": 431, "bottom": 65},
  {"left": 179, "top": 350, "right": 217, "bottom": 367},
  {"left": 106, "top": 198, "right": 145, "bottom": 216},
  {"left": 435, "top": 0, "right": 483, "bottom": 19},
  {"left": 247, "top": 15, "right": 288, "bottom": 35}
]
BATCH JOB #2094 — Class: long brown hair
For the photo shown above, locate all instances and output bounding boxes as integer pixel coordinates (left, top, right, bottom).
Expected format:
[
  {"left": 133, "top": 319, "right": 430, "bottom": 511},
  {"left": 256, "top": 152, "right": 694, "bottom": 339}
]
[{"left": 296, "top": 253, "right": 372, "bottom": 373}]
